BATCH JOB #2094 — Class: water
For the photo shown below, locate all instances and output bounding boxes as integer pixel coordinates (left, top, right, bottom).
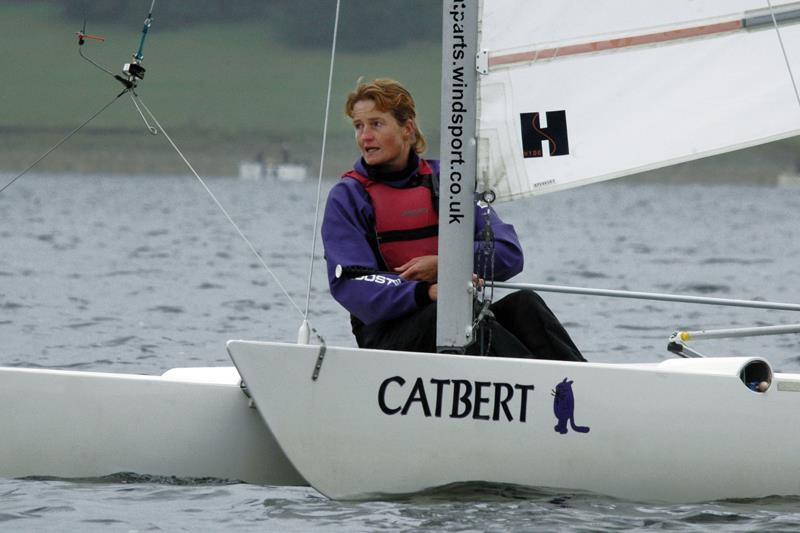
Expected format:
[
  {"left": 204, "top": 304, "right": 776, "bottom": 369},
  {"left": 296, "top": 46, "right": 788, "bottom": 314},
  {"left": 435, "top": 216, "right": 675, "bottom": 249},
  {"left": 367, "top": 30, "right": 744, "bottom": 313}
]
[{"left": 2, "top": 173, "right": 800, "bottom": 531}]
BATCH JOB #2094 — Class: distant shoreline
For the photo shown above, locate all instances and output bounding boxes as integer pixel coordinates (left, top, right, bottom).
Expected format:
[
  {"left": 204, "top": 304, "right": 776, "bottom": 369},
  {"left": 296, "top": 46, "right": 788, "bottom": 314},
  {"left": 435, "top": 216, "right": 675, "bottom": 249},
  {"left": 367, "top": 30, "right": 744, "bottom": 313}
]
[
  {"left": 2, "top": 126, "right": 796, "bottom": 184},
  {"left": 0, "top": 126, "right": 356, "bottom": 179}
]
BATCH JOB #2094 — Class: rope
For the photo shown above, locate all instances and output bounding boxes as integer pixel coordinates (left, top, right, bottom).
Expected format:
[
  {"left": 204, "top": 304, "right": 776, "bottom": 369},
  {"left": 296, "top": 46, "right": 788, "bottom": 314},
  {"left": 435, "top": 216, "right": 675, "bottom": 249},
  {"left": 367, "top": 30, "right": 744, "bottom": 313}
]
[
  {"left": 129, "top": 93, "right": 158, "bottom": 134},
  {"left": 0, "top": 90, "right": 126, "bottom": 195},
  {"left": 302, "top": 0, "right": 341, "bottom": 321},
  {"left": 131, "top": 92, "right": 306, "bottom": 319},
  {"left": 767, "top": 0, "right": 800, "bottom": 109}
]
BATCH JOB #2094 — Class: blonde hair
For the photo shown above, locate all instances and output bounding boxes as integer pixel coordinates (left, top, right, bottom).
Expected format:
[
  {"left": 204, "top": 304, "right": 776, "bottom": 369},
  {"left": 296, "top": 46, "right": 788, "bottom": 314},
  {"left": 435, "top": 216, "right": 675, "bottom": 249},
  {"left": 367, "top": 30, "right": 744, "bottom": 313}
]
[{"left": 345, "top": 78, "right": 427, "bottom": 154}]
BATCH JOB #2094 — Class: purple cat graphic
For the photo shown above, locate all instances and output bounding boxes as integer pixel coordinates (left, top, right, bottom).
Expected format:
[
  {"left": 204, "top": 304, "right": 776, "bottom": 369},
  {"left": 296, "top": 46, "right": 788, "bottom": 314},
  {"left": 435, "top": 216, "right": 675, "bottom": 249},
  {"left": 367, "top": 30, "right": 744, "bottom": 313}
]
[{"left": 552, "top": 378, "right": 590, "bottom": 434}]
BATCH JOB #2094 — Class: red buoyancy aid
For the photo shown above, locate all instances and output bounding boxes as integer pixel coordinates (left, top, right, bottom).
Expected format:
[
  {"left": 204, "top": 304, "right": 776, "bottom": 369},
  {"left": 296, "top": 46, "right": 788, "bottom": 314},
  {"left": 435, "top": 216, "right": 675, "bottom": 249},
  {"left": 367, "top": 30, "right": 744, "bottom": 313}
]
[{"left": 343, "top": 159, "right": 438, "bottom": 270}]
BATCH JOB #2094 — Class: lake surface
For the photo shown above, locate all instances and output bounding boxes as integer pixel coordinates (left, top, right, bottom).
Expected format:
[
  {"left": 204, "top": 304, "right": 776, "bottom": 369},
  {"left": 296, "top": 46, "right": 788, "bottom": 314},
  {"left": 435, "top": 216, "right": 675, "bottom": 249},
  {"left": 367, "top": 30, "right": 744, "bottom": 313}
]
[{"left": 2, "top": 173, "right": 800, "bottom": 531}]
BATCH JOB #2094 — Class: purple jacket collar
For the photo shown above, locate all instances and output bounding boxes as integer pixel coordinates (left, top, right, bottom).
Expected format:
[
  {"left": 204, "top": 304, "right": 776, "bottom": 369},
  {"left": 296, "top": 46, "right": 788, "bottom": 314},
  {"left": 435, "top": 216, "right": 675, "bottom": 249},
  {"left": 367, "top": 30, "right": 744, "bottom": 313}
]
[{"left": 352, "top": 152, "right": 427, "bottom": 188}]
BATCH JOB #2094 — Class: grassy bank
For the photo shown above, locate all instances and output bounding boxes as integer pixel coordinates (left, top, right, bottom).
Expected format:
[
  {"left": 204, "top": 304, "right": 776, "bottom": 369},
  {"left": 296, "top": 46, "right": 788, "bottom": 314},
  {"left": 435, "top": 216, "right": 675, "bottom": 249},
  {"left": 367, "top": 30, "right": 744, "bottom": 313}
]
[
  {"left": 2, "top": 3, "right": 797, "bottom": 181},
  {"left": 1, "top": 2, "right": 440, "bottom": 176}
]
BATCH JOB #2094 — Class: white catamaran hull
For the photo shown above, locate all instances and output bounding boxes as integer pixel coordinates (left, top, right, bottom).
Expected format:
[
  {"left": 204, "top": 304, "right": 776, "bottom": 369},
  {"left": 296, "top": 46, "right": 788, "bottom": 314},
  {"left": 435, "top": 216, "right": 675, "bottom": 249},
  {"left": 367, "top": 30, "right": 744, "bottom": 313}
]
[
  {"left": 0, "top": 365, "right": 304, "bottom": 485},
  {"left": 228, "top": 340, "right": 799, "bottom": 502}
]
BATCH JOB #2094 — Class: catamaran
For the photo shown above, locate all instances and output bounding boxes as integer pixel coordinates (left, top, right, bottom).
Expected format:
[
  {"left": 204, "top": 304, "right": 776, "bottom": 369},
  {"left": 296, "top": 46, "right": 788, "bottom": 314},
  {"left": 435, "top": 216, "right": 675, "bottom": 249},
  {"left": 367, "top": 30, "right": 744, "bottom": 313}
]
[
  {"left": 228, "top": 0, "right": 800, "bottom": 502},
  {"left": 3, "top": 0, "right": 800, "bottom": 503}
]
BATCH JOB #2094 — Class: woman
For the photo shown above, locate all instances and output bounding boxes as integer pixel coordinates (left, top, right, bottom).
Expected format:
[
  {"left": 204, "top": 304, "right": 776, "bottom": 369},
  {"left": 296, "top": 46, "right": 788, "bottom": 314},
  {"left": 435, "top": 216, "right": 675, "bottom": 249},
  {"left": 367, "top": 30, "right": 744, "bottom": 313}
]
[{"left": 321, "top": 78, "right": 584, "bottom": 361}]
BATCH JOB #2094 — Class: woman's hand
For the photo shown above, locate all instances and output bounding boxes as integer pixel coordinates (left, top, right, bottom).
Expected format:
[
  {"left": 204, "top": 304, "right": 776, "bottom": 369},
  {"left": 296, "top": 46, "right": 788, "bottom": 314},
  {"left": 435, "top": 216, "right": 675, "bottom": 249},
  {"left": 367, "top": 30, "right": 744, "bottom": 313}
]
[
  {"left": 428, "top": 283, "right": 438, "bottom": 301},
  {"left": 395, "top": 255, "right": 438, "bottom": 282}
]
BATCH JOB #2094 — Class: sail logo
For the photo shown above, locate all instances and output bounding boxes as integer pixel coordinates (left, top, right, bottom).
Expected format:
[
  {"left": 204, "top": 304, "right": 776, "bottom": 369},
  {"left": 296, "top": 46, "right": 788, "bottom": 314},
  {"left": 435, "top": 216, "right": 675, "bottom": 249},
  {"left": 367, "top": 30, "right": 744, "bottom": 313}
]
[{"left": 520, "top": 110, "right": 569, "bottom": 158}]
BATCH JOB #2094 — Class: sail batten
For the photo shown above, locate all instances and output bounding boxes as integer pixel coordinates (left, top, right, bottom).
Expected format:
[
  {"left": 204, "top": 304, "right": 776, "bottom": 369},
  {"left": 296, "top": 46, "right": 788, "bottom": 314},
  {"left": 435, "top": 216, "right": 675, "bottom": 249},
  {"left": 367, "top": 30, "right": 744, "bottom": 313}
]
[
  {"left": 488, "top": 20, "right": 744, "bottom": 69},
  {"left": 478, "top": 0, "right": 800, "bottom": 201},
  {"left": 488, "top": 3, "right": 800, "bottom": 70}
]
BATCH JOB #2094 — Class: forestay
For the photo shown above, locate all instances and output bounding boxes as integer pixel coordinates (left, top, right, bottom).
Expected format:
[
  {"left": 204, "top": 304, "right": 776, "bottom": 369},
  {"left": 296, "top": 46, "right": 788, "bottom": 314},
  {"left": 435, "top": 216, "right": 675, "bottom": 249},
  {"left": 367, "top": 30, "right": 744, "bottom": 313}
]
[{"left": 477, "top": 0, "right": 800, "bottom": 201}]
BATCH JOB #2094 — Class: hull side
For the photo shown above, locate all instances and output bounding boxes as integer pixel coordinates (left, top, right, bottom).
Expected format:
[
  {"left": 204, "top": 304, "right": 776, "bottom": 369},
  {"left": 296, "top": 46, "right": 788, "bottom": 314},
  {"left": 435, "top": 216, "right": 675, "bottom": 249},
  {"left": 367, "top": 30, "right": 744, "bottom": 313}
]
[
  {"left": 0, "top": 366, "right": 304, "bottom": 485},
  {"left": 229, "top": 340, "right": 800, "bottom": 502}
]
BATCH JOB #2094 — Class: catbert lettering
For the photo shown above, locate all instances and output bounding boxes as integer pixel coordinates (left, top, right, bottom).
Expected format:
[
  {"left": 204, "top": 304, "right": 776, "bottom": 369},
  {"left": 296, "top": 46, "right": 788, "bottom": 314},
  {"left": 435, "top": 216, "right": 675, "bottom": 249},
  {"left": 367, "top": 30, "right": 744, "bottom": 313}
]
[{"left": 378, "top": 376, "right": 536, "bottom": 422}]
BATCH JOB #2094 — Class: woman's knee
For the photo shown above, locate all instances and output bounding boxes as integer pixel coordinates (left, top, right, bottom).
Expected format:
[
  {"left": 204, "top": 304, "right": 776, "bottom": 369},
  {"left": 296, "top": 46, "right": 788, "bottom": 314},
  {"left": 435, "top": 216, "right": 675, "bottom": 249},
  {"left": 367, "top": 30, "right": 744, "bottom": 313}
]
[{"left": 499, "top": 289, "right": 546, "bottom": 310}]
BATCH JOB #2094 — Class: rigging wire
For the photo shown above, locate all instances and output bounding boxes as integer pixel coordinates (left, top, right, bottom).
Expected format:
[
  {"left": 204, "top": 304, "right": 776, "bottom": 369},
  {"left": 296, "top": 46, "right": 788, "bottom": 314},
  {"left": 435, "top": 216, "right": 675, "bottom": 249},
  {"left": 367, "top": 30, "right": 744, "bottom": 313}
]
[
  {"left": 78, "top": 41, "right": 116, "bottom": 78},
  {"left": 3, "top": 1, "right": 315, "bottom": 340},
  {"left": 302, "top": 0, "right": 341, "bottom": 375},
  {"left": 302, "top": 0, "right": 341, "bottom": 323},
  {"left": 130, "top": 92, "right": 307, "bottom": 320},
  {"left": 0, "top": 90, "right": 126, "bottom": 195},
  {"left": 115, "top": 0, "right": 326, "bottom": 341},
  {"left": 1, "top": 1, "right": 150, "bottom": 195},
  {"left": 766, "top": 0, "right": 800, "bottom": 109}
]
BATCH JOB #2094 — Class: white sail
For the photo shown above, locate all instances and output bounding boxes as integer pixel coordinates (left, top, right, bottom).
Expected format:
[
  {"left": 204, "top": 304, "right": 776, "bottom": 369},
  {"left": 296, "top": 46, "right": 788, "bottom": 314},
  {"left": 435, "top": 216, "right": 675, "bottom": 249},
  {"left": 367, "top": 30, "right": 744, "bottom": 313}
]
[{"left": 478, "top": 0, "right": 800, "bottom": 201}]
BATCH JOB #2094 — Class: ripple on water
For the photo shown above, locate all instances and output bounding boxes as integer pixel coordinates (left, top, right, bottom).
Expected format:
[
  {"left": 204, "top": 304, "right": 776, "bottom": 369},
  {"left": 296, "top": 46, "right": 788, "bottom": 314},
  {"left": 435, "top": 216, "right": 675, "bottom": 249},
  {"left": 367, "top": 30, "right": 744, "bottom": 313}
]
[
  {"left": 573, "top": 269, "right": 609, "bottom": 279},
  {"left": 147, "top": 305, "right": 185, "bottom": 314},
  {"left": 198, "top": 282, "right": 224, "bottom": 289},
  {"left": 66, "top": 322, "right": 99, "bottom": 329},
  {"left": 222, "top": 299, "right": 271, "bottom": 312},
  {"left": 702, "top": 257, "right": 774, "bottom": 265},
  {"left": 102, "top": 336, "right": 138, "bottom": 347},
  {"left": 676, "top": 283, "right": 731, "bottom": 294}
]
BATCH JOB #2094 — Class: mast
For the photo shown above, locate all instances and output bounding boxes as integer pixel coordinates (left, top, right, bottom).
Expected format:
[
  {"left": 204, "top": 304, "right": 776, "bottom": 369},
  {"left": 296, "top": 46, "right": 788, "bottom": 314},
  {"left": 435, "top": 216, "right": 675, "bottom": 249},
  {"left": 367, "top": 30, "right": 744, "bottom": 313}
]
[{"left": 436, "top": 0, "right": 479, "bottom": 352}]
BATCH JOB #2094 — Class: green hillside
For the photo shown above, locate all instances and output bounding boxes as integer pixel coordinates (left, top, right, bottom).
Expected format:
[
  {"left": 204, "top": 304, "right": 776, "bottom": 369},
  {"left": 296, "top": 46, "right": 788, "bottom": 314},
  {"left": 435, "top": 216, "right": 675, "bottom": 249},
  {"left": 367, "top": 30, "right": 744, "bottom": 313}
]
[
  {"left": 0, "top": 2, "right": 442, "bottom": 175},
  {"left": 1, "top": 2, "right": 797, "bottom": 180}
]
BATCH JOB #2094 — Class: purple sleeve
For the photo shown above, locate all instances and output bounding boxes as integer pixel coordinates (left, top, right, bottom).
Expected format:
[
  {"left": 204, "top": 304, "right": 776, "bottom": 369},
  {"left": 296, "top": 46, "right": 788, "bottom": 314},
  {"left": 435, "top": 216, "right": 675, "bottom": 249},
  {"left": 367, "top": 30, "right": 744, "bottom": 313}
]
[
  {"left": 473, "top": 202, "right": 524, "bottom": 281},
  {"left": 321, "top": 180, "right": 427, "bottom": 325}
]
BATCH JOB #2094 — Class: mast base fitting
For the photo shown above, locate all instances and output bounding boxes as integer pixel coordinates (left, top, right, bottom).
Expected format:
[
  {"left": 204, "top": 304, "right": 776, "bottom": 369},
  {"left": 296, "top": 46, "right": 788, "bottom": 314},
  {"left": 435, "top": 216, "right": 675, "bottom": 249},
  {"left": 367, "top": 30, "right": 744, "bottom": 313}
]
[{"left": 123, "top": 62, "right": 146, "bottom": 80}]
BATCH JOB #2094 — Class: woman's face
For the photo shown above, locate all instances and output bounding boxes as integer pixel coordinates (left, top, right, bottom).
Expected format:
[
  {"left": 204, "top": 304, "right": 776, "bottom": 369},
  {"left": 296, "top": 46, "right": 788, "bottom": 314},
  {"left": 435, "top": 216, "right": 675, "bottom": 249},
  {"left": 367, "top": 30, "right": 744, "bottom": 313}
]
[{"left": 351, "top": 99, "right": 414, "bottom": 171}]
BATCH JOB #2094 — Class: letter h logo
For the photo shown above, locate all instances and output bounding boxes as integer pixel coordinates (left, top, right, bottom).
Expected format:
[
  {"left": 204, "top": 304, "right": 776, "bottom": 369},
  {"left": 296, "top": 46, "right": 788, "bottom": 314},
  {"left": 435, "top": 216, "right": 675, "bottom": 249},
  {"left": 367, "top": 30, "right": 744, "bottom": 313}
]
[{"left": 520, "top": 110, "right": 569, "bottom": 158}]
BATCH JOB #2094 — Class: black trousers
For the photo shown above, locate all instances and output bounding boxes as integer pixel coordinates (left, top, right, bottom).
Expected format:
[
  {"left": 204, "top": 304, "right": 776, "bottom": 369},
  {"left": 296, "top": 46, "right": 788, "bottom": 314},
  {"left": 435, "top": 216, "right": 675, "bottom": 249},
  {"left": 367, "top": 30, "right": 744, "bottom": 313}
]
[{"left": 352, "top": 290, "right": 586, "bottom": 362}]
